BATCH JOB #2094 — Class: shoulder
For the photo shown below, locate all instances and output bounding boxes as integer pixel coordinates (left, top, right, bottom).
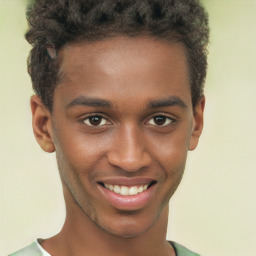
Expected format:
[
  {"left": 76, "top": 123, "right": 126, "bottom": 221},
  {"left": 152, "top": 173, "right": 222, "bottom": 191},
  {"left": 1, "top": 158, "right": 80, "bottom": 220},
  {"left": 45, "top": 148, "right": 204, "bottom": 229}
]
[
  {"left": 169, "top": 241, "right": 201, "bottom": 256},
  {"left": 8, "top": 240, "right": 199, "bottom": 256},
  {"left": 8, "top": 242, "right": 42, "bottom": 256}
]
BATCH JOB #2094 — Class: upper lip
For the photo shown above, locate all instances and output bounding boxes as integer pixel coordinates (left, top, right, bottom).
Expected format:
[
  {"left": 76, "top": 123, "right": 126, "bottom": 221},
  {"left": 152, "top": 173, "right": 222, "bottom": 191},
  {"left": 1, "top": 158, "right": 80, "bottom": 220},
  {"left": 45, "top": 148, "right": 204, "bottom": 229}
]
[{"left": 97, "top": 177, "right": 157, "bottom": 186}]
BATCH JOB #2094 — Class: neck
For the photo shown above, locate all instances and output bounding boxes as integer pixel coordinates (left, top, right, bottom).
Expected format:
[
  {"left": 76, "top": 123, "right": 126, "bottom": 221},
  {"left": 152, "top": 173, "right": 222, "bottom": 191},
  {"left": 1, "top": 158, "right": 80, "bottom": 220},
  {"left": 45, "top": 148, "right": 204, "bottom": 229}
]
[{"left": 40, "top": 189, "right": 174, "bottom": 256}]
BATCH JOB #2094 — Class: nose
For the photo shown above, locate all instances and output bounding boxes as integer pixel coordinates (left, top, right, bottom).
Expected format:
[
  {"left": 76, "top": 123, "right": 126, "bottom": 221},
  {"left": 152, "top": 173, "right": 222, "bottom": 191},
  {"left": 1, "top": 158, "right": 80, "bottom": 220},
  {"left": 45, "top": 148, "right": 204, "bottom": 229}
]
[{"left": 107, "top": 125, "right": 152, "bottom": 172}]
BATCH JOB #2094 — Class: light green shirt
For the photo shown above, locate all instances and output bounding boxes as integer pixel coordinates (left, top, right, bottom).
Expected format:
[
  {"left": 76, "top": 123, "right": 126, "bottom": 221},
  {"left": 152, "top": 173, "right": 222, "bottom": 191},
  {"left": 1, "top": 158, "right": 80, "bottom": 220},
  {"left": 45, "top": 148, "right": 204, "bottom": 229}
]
[{"left": 9, "top": 241, "right": 200, "bottom": 256}]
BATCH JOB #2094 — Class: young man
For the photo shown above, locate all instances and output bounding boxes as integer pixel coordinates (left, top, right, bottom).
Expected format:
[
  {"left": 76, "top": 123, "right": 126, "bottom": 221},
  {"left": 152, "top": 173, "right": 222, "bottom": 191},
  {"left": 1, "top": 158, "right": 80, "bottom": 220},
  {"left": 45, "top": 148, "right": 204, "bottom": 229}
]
[{"left": 10, "top": 0, "right": 209, "bottom": 255}]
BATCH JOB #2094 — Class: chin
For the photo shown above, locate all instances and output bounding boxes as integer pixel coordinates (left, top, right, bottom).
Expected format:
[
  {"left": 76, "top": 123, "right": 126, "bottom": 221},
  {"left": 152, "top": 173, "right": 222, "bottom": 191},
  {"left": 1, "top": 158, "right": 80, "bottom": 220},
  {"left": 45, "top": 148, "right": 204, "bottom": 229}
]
[
  {"left": 96, "top": 211, "right": 160, "bottom": 238},
  {"left": 104, "top": 224, "right": 151, "bottom": 238}
]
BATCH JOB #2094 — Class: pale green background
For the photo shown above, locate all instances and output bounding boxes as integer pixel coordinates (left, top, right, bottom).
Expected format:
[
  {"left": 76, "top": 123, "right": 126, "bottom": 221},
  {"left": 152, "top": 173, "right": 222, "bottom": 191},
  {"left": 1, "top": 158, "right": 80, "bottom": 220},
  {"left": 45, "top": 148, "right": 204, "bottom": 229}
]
[{"left": 1, "top": 0, "right": 256, "bottom": 255}]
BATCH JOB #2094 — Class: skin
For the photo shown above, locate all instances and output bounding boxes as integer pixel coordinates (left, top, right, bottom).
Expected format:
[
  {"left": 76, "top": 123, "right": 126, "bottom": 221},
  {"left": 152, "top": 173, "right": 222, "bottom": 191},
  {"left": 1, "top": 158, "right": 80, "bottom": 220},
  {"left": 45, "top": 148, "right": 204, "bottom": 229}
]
[{"left": 31, "top": 36, "right": 205, "bottom": 256}]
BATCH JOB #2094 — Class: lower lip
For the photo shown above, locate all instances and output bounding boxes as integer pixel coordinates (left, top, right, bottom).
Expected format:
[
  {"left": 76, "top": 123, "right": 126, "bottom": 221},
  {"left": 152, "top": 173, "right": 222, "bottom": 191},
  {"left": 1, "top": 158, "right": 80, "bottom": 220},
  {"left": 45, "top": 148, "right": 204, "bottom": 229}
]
[{"left": 97, "top": 184, "right": 156, "bottom": 211}]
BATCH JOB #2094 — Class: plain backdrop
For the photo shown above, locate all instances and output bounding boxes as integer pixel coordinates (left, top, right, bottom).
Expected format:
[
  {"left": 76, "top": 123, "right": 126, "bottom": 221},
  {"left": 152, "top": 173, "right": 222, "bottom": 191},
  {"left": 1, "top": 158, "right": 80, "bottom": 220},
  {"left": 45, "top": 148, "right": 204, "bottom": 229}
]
[{"left": 1, "top": 0, "right": 256, "bottom": 255}]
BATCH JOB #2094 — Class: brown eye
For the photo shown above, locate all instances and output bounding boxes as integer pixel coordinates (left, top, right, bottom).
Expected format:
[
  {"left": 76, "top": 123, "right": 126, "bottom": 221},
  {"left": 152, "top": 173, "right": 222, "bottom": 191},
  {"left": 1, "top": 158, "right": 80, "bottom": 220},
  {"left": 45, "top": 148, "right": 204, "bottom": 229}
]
[
  {"left": 83, "top": 115, "right": 108, "bottom": 126},
  {"left": 148, "top": 115, "right": 173, "bottom": 126}
]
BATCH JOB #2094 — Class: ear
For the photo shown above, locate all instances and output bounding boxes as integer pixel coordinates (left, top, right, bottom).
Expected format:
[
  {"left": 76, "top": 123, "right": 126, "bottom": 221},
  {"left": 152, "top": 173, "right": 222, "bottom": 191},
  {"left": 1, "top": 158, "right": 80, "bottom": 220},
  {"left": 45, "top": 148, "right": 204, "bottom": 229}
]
[
  {"left": 30, "top": 95, "right": 55, "bottom": 153},
  {"left": 189, "top": 96, "right": 205, "bottom": 151}
]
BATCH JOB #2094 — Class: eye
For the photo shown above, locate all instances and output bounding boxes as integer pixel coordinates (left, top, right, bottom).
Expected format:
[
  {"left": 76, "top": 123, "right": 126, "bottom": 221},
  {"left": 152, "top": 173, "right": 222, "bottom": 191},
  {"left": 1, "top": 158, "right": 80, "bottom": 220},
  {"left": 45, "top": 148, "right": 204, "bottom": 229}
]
[
  {"left": 148, "top": 115, "right": 174, "bottom": 127},
  {"left": 83, "top": 115, "right": 110, "bottom": 126}
]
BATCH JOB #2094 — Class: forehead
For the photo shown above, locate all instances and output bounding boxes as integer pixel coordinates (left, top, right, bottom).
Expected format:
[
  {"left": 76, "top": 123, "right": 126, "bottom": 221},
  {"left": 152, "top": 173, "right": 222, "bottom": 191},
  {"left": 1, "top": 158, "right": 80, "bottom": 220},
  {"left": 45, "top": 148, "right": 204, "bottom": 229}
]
[{"left": 55, "top": 36, "right": 191, "bottom": 108}]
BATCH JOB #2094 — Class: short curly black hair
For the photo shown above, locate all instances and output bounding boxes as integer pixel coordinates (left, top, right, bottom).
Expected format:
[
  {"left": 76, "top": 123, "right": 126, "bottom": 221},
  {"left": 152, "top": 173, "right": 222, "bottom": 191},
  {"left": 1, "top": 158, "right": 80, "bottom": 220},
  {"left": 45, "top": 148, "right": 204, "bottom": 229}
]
[{"left": 25, "top": 0, "right": 209, "bottom": 111}]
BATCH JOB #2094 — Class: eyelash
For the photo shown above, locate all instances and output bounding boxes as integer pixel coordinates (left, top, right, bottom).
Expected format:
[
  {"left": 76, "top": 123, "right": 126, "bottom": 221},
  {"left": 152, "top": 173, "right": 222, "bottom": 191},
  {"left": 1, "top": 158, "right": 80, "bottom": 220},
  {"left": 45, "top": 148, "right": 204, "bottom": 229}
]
[
  {"left": 81, "top": 114, "right": 175, "bottom": 128},
  {"left": 147, "top": 115, "right": 175, "bottom": 127},
  {"left": 81, "top": 114, "right": 111, "bottom": 127}
]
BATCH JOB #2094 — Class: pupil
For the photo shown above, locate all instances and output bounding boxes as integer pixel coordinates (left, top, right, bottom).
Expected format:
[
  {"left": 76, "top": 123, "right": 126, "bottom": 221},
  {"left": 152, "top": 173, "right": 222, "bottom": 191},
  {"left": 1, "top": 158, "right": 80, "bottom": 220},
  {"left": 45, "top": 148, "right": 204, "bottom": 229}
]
[
  {"left": 154, "top": 116, "right": 166, "bottom": 125},
  {"left": 89, "top": 116, "right": 101, "bottom": 125}
]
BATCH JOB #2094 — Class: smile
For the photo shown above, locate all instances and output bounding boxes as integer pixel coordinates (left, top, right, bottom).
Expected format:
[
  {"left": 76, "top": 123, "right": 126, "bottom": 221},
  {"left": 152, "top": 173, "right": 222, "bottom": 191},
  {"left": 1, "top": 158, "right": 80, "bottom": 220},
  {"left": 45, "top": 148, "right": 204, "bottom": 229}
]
[
  {"left": 97, "top": 179, "right": 157, "bottom": 210},
  {"left": 103, "top": 184, "right": 149, "bottom": 196}
]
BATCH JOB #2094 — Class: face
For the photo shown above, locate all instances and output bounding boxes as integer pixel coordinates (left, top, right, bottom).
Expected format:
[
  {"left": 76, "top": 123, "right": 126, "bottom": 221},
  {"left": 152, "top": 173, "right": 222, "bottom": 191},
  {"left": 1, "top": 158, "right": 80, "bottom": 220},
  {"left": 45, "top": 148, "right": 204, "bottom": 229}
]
[{"left": 31, "top": 37, "right": 204, "bottom": 238}]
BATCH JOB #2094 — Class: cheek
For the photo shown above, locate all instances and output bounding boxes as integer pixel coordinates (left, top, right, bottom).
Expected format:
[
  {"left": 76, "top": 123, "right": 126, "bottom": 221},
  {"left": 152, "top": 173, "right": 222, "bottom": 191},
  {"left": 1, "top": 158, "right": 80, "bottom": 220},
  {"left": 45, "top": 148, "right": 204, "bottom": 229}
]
[
  {"left": 53, "top": 130, "right": 106, "bottom": 204},
  {"left": 159, "top": 143, "right": 188, "bottom": 187},
  {"left": 150, "top": 127, "right": 191, "bottom": 169},
  {"left": 54, "top": 127, "right": 109, "bottom": 170},
  {"left": 148, "top": 126, "right": 191, "bottom": 198}
]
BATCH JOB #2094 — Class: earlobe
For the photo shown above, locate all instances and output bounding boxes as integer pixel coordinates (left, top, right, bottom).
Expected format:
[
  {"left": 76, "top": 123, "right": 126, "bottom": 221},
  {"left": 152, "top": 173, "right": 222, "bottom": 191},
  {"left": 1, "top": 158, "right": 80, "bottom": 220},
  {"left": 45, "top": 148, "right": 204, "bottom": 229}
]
[
  {"left": 30, "top": 95, "right": 55, "bottom": 153},
  {"left": 189, "top": 96, "right": 205, "bottom": 151}
]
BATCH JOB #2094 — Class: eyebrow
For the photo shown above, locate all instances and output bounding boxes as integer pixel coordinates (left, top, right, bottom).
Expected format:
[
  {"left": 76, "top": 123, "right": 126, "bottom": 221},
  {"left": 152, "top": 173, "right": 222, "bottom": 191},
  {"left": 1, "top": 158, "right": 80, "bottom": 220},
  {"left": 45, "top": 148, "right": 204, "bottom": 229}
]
[
  {"left": 148, "top": 96, "right": 187, "bottom": 109},
  {"left": 66, "top": 96, "right": 112, "bottom": 109},
  {"left": 66, "top": 95, "right": 187, "bottom": 110}
]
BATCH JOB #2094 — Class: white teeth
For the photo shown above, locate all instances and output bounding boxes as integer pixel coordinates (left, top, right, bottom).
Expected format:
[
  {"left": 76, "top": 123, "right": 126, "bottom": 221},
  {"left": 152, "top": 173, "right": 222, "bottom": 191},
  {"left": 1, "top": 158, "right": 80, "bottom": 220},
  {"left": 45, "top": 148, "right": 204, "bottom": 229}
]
[
  {"left": 120, "top": 186, "right": 130, "bottom": 195},
  {"left": 129, "top": 186, "right": 138, "bottom": 195},
  {"left": 138, "top": 186, "right": 143, "bottom": 193},
  {"left": 114, "top": 185, "right": 121, "bottom": 193},
  {"left": 104, "top": 184, "right": 149, "bottom": 196}
]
